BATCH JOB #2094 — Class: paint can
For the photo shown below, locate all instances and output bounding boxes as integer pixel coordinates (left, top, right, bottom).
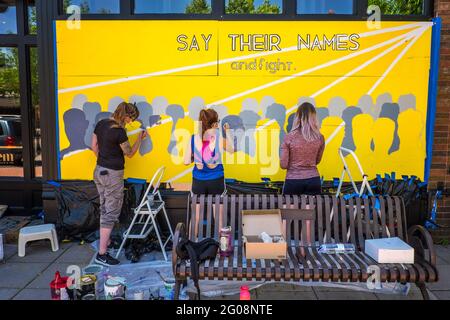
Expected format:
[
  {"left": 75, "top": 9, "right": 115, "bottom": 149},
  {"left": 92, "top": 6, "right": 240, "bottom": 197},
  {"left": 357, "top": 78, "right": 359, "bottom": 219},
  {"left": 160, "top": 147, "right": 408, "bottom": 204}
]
[
  {"left": 104, "top": 277, "right": 126, "bottom": 300},
  {"left": 81, "top": 294, "right": 96, "bottom": 301},
  {"left": 49, "top": 271, "right": 70, "bottom": 300},
  {"left": 76, "top": 275, "right": 97, "bottom": 300},
  {"left": 82, "top": 264, "right": 103, "bottom": 275}
]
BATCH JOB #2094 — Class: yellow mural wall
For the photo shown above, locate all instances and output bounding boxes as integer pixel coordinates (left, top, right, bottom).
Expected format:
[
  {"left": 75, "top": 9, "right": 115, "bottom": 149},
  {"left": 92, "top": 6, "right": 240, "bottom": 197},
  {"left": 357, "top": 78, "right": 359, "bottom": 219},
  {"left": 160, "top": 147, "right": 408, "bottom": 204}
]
[{"left": 55, "top": 20, "right": 432, "bottom": 183}]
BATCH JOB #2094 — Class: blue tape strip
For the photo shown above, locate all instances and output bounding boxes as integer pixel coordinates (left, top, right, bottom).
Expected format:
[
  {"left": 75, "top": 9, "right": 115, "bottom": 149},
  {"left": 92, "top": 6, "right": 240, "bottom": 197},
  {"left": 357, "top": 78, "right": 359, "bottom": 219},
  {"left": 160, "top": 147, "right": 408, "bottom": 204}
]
[{"left": 126, "top": 178, "right": 147, "bottom": 185}]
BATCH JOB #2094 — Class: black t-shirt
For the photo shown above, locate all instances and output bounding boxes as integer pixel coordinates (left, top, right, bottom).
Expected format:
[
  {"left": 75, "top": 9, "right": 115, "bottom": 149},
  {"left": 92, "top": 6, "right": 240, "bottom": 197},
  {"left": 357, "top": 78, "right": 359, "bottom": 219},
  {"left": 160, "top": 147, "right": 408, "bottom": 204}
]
[{"left": 94, "top": 119, "right": 128, "bottom": 170}]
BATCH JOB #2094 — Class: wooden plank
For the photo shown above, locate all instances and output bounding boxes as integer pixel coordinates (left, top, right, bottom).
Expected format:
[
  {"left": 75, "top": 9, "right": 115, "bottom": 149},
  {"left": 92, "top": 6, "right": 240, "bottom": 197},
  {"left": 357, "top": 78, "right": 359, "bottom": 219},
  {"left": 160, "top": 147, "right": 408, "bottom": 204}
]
[
  {"left": 287, "top": 246, "right": 302, "bottom": 281},
  {"left": 189, "top": 194, "right": 197, "bottom": 240},
  {"left": 317, "top": 196, "right": 324, "bottom": 244},
  {"left": 206, "top": 195, "right": 213, "bottom": 238},
  {"left": 261, "top": 194, "right": 267, "bottom": 210},
  {"left": 324, "top": 195, "right": 332, "bottom": 242},
  {"left": 378, "top": 196, "right": 388, "bottom": 238},
  {"left": 355, "top": 197, "right": 365, "bottom": 250},
  {"left": 394, "top": 197, "right": 404, "bottom": 240},
  {"left": 340, "top": 197, "right": 348, "bottom": 243},
  {"left": 363, "top": 198, "right": 371, "bottom": 240},
  {"left": 386, "top": 196, "right": 395, "bottom": 238},
  {"left": 348, "top": 197, "right": 357, "bottom": 246},
  {"left": 214, "top": 195, "right": 221, "bottom": 240},
  {"left": 332, "top": 196, "right": 340, "bottom": 243},
  {"left": 198, "top": 195, "right": 205, "bottom": 240},
  {"left": 371, "top": 197, "right": 380, "bottom": 239}
]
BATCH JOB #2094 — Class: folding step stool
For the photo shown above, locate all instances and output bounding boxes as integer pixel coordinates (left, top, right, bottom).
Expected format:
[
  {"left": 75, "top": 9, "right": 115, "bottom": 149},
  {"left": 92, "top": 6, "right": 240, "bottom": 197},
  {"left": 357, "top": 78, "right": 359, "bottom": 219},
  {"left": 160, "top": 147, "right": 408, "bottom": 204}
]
[{"left": 115, "top": 166, "right": 173, "bottom": 261}]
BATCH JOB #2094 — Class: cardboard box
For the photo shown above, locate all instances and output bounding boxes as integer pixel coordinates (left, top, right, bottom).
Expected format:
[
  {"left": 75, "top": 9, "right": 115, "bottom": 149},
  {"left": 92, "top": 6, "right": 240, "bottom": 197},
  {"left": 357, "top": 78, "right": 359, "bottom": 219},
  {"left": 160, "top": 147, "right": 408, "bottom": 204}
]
[
  {"left": 365, "top": 237, "right": 414, "bottom": 264},
  {"left": 0, "top": 216, "right": 31, "bottom": 244},
  {"left": 242, "top": 209, "right": 287, "bottom": 260}
]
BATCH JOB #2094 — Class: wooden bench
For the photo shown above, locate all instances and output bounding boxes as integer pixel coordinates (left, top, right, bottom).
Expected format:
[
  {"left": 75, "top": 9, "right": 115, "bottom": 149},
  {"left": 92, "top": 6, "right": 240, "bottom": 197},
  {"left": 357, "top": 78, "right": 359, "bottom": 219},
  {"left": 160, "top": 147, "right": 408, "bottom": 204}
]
[{"left": 172, "top": 194, "right": 438, "bottom": 299}]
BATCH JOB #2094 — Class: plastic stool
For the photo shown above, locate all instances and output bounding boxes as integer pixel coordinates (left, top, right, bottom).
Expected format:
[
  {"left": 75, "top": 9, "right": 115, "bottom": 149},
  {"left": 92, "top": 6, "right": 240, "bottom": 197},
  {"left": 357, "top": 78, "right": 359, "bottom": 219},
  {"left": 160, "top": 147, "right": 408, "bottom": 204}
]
[{"left": 18, "top": 224, "right": 59, "bottom": 257}]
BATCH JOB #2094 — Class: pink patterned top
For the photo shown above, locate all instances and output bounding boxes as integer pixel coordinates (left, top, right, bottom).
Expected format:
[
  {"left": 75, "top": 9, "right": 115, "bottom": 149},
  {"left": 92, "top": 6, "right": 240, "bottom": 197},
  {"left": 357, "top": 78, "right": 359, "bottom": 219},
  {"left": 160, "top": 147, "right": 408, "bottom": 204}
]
[{"left": 280, "top": 129, "right": 325, "bottom": 180}]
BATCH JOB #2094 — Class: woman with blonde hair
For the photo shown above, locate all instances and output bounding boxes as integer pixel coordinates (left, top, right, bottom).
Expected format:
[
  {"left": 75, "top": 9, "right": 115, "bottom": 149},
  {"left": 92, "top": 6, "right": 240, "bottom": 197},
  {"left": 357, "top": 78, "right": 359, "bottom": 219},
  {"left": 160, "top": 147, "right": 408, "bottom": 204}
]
[
  {"left": 280, "top": 102, "right": 325, "bottom": 195},
  {"left": 91, "top": 102, "right": 147, "bottom": 266}
]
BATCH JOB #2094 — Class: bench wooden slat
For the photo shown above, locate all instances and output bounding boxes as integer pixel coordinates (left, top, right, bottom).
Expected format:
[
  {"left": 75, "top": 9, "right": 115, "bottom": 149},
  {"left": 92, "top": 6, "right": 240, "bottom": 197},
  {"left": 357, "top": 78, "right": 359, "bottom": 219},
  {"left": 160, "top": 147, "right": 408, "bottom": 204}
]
[
  {"left": 386, "top": 197, "right": 395, "bottom": 238},
  {"left": 230, "top": 195, "right": 236, "bottom": 243},
  {"left": 363, "top": 198, "right": 371, "bottom": 240},
  {"left": 206, "top": 195, "right": 213, "bottom": 238},
  {"left": 317, "top": 196, "right": 324, "bottom": 245},
  {"left": 214, "top": 195, "right": 221, "bottom": 239},
  {"left": 355, "top": 197, "right": 365, "bottom": 250},
  {"left": 348, "top": 197, "right": 357, "bottom": 245},
  {"left": 371, "top": 197, "right": 380, "bottom": 239},
  {"left": 379, "top": 196, "right": 388, "bottom": 238},
  {"left": 332, "top": 196, "right": 340, "bottom": 243},
  {"left": 339, "top": 197, "right": 348, "bottom": 244},
  {"left": 394, "top": 197, "right": 404, "bottom": 239}
]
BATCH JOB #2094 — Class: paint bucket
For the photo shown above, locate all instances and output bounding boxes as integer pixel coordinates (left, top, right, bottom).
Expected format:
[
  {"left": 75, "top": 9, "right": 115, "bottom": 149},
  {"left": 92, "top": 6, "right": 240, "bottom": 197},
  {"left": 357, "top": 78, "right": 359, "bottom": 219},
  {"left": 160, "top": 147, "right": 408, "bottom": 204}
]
[
  {"left": 104, "top": 277, "right": 126, "bottom": 300},
  {"left": 49, "top": 271, "right": 70, "bottom": 300},
  {"left": 163, "top": 278, "right": 176, "bottom": 300},
  {"left": 76, "top": 275, "right": 97, "bottom": 300},
  {"left": 82, "top": 264, "right": 103, "bottom": 275},
  {"left": 81, "top": 294, "right": 96, "bottom": 301}
]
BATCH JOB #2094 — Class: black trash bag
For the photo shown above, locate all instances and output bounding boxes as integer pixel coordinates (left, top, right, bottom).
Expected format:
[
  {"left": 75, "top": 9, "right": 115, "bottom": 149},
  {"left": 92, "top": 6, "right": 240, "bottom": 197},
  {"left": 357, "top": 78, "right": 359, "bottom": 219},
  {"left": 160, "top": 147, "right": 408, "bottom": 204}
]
[
  {"left": 51, "top": 181, "right": 100, "bottom": 241},
  {"left": 48, "top": 180, "right": 140, "bottom": 242},
  {"left": 225, "top": 179, "right": 283, "bottom": 195}
]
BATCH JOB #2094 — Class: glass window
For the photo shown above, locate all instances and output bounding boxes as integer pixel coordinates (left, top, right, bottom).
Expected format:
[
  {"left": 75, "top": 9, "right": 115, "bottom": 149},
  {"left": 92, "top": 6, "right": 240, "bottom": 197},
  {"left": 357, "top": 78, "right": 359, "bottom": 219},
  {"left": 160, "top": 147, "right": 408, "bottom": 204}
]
[
  {"left": 134, "top": 0, "right": 212, "bottom": 14},
  {"left": 0, "top": 47, "right": 23, "bottom": 177},
  {"left": 27, "top": 0, "right": 37, "bottom": 34},
  {"left": 29, "top": 47, "right": 41, "bottom": 178},
  {"left": 225, "top": 0, "right": 282, "bottom": 14},
  {"left": 297, "top": 0, "right": 354, "bottom": 15},
  {"left": 62, "top": 0, "right": 120, "bottom": 14},
  {"left": 0, "top": 1, "right": 17, "bottom": 34},
  {"left": 368, "top": 0, "right": 424, "bottom": 15}
]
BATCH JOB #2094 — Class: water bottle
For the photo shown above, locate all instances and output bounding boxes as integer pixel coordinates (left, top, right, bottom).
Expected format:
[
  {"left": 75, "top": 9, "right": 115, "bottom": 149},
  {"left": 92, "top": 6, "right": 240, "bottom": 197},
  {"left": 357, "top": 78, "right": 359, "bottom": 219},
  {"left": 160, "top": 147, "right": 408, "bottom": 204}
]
[
  {"left": 318, "top": 243, "right": 355, "bottom": 254},
  {"left": 240, "top": 286, "right": 251, "bottom": 300},
  {"left": 219, "top": 226, "right": 233, "bottom": 257}
]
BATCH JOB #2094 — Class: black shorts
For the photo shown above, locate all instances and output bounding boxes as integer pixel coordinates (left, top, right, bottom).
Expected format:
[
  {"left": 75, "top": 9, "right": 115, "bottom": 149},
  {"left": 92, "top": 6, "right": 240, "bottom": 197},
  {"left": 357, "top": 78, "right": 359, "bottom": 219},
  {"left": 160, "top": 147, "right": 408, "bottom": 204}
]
[
  {"left": 283, "top": 177, "right": 322, "bottom": 195},
  {"left": 192, "top": 177, "right": 225, "bottom": 195}
]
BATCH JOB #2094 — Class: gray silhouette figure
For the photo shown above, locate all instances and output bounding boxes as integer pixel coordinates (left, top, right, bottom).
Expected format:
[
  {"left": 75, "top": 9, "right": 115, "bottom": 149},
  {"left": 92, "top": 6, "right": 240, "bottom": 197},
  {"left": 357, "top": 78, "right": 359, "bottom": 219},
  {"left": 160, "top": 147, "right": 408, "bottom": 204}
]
[
  {"left": 82, "top": 102, "right": 102, "bottom": 147},
  {"left": 298, "top": 97, "right": 316, "bottom": 107},
  {"left": 342, "top": 106, "right": 363, "bottom": 151},
  {"left": 166, "top": 104, "right": 185, "bottom": 155},
  {"left": 241, "top": 98, "right": 259, "bottom": 112},
  {"left": 266, "top": 103, "right": 287, "bottom": 155},
  {"left": 239, "top": 110, "right": 261, "bottom": 156},
  {"left": 316, "top": 107, "right": 330, "bottom": 127},
  {"left": 398, "top": 94, "right": 416, "bottom": 113},
  {"left": 287, "top": 113, "right": 296, "bottom": 133},
  {"left": 222, "top": 115, "right": 245, "bottom": 152},
  {"left": 108, "top": 97, "right": 125, "bottom": 113},
  {"left": 210, "top": 105, "right": 228, "bottom": 121},
  {"left": 71, "top": 94, "right": 88, "bottom": 110},
  {"left": 61, "top": 109, "right": 90, "bottom": 159},
  {"left": 376, "top": 93, "right": 393, "bottom": 113},
  {"left": 260, "top": 96, "right": 276, "bottom": 117},
  {"left": 152, "top": 96, "right": 169, "bottom": 116},
  {"left": 328, "top": 97, "right": 347, "bottom": 117},
  {"left": 129, "top": 95, "right": 147, "bottom": 105},
  {"left": 94, "top": 112, "right": 112, "bottom": 124},
  {"left": 136, "top": 101, "right": 154, "bottom": 156},
  {"left": 149, "top": 115, "right": 161, "bottom": 127},
  {"left": 188, "top": 97, "right": 205, "bottom": 121},
  {"left": 358, "top": 95, "right": 377, "bottom": 119},
  {"left": 379, "top": 102, "right": 400, "bottom": 154}
]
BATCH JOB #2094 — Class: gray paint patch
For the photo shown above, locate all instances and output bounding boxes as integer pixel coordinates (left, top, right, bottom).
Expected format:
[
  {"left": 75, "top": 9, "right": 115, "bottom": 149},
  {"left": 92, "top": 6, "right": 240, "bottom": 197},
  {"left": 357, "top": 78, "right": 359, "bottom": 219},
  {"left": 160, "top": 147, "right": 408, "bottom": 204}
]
[
  {"left": 188, "top": 97, "right": 205, "bottom": 121},
  {"left": 71, "top": 94, "right": 88, "bottom": 110},
  {"left": 61, "top": 108, "right": 89, "bottom": 158},
  {"left": 108, "top": 96, "right": 125, "bottom": 113},
  {"left": 398, "top": 94, "right": 416, "bottom": 113},
  {"left": 82, "top": 102, "right": 102, "bottom": 147},
  {"left": 379, "top": 102, "right": 400, "bottom": 154},
  {"left": 239, "top": 110, "right": 261, "bottom": 156},
  {"left": 341, "top": 106, "right": 363, "bottom": 151},
  {"left": 152, "top": 96, "right": 169, "bottom": 115},
  {"left": 166, "top": 104, "right": 185, "bottom": 155},
  {"left": 328, "top": 97, "right": 347, "bottom": 117}
]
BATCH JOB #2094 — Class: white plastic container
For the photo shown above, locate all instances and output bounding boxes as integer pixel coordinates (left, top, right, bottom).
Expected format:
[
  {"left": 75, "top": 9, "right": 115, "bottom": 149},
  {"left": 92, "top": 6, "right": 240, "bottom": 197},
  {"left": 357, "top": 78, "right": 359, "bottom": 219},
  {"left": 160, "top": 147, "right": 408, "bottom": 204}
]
[{"left": 365, "top": 237, "right": 414, "bottom": 264}]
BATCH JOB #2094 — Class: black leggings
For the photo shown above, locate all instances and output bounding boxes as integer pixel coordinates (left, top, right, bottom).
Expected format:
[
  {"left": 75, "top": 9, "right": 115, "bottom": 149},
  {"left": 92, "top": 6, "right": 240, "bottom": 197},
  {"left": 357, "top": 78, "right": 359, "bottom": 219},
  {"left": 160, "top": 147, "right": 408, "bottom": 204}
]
[
  {"left": 192, "top": 177, "right": 226, "bottom": 195},
  {"left": 283, "top": 177, "right": 322, "bottom": 195}
]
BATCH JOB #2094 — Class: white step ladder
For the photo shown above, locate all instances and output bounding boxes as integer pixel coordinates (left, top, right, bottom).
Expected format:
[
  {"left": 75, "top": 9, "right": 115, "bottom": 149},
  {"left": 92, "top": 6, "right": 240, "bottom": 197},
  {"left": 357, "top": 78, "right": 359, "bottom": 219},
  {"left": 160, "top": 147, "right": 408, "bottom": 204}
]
[{"left": 115, "top": 166, "right": 174, "bottom": 261}]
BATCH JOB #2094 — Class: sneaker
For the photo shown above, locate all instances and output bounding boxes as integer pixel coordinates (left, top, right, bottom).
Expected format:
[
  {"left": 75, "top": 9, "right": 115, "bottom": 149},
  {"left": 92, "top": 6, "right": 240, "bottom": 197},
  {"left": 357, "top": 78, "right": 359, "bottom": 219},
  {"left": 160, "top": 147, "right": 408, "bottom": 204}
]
[{"left": 94, "top": 252, "right": 120, "bottom": 266}]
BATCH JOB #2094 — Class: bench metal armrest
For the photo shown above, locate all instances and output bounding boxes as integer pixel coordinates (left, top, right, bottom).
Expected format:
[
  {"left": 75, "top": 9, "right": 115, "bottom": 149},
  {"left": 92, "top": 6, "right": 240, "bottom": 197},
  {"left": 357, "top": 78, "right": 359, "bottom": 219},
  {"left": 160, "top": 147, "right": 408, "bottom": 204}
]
[
  {"left": 408, "top": 225, "right": 437, "bottom": 267},
  {"left": 172, "top": 222, "right": 186, "bottom": 275}
]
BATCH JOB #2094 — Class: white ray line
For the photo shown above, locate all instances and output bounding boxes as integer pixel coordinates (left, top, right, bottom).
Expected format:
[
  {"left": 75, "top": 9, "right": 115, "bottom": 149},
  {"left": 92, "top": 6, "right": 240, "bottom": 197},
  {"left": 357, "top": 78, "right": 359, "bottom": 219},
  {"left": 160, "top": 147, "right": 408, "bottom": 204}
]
[
  {"left": 255, "top": 27, "right": 422, "bottom": 132},
  {"left": 61, "top": 148, "right": 89, "bottom": 160},
  {"left": 166, "top": 166, "right": 193, "bottom": 183},
  {"left": 58, "top": 22, "right": 430, "bottom": 94},
  {"left": 368, "top": 27, "right": 427, "bottom": 95},
  {"left": 206, "top": 28, "right": 419, "bottom": 108}
]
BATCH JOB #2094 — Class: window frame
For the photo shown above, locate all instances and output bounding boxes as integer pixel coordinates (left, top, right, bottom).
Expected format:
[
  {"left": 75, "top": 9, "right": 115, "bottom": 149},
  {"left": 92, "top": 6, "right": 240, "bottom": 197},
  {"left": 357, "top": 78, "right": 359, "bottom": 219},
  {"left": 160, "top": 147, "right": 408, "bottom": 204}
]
[
  {"left": 0, "top": 0, "right": 38, "bottom": 182},
  {"left": 54, "top": 0, "right": 434, "bottom": 21}
]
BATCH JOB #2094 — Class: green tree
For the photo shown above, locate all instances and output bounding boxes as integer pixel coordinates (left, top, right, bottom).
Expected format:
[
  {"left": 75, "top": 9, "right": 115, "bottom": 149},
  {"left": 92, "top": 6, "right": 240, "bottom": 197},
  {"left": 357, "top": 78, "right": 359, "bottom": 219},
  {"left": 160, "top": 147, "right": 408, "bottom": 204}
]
[
  {"left": 63, "top": 0, "right": 90, "bottom": 14},
  {"left": 226, "top": 0, "right": 255, "bottom": 14},
  {"left": 255, "top": 0, "right": 280, "bottom": 14},
  {"left": 0, "top": 48, "right": 20, "bottom": 111},
  {"left": 368, "top": 0, "right": 423, "bottom": 15},
  {"left": 186, "top": 0, "right": 212, "bottom": 14}
]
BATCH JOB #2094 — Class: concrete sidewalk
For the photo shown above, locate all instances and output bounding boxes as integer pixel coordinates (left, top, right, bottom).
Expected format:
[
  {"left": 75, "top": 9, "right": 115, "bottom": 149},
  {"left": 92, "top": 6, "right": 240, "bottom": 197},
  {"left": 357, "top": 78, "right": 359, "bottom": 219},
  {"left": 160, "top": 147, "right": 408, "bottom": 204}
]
[{"left": 1, "top": 241, "right": 449, "bottom": 300}]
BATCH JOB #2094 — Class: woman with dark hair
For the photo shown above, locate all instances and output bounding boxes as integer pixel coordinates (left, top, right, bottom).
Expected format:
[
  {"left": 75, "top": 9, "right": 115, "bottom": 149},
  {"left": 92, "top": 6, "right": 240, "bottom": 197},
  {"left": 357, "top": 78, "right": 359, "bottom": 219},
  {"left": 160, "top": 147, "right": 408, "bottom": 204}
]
[
  {"left": 280, "top": 102, "right": 325, "bottom": 195},
  {"left": 184, "top": 108, "right": 234, "bottom": 195},
  {"left": 91, "top": 102, "right": 147, "bottom": 266}
]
